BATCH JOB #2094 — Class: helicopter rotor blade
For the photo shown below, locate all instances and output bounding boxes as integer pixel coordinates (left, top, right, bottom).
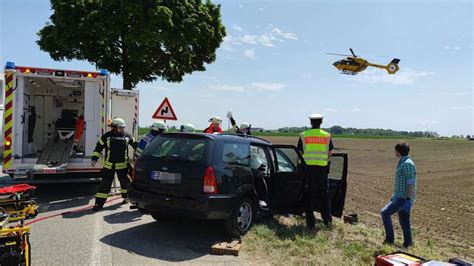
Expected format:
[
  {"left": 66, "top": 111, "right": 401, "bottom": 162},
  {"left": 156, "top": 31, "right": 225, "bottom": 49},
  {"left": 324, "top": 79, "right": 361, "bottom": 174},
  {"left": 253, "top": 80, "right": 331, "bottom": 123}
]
[
  {"left": 326, "top": 53, "right": 352, "bottom": 57},
  {"left": 349, "top": 48, "right": 357, "bottom": 57}
]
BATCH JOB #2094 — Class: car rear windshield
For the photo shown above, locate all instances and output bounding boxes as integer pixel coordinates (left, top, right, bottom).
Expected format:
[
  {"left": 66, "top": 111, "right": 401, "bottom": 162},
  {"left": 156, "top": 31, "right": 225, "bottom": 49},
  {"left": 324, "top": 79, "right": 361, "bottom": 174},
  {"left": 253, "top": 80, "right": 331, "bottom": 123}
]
[{"left": 141, "top": 135, "right": 211, "bottom": 164}]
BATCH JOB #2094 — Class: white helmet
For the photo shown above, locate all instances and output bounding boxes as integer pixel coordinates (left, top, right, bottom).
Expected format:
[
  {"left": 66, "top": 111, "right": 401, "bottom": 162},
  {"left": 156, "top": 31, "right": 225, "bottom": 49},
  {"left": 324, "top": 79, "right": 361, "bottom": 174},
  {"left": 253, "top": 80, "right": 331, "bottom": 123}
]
[
  {"left": 309, "top": 113, "right": 324, "bottom": 120},
  {"left": 240, "top": 122, "right": 250, "bottom": 130},
  {"left": 180, "top": 123, "right": 196, "bottom": 132},
  {"left": 110, "top": 118, "right": 126, "bottom": 128},
  {"left": 209, "top": 116, "right": 222, "bottom": 124},
  {"left": 151, "top": 120, "right": 167, "bottom": 131}
]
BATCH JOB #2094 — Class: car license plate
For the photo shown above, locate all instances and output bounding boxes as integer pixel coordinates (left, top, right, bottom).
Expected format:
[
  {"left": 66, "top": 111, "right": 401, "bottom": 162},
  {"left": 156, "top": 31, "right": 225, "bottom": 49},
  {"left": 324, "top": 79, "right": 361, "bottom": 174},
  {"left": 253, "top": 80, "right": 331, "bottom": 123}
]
[
  {"left": 43, "top": 168, "right": 57, "bottom": 174},
  {"left": 150, "top": 171, "right": 181, "bottom": 184}
]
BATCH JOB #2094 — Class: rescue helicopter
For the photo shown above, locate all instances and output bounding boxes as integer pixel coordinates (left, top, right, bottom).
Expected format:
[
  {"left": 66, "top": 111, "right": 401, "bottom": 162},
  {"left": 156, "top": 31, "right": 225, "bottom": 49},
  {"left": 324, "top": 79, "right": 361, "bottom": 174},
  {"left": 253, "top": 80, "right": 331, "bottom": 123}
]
[{"left": 328, "top": 48, "right": 400, "bottom": 75}]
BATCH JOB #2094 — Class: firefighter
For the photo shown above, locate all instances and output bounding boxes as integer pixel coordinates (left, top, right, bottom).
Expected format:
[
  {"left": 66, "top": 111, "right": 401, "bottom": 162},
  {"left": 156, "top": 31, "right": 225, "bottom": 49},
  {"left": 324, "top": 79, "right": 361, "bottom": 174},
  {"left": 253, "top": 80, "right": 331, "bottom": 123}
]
[
  {"left": 203, "top": 116, "right": 223, "bottom": 133},
  {"left": 91, "top": 118, "right": 137, "bottom": 211},
  {"left": 227, "top": 111, "right": 252, "bottom": 135},
  {"left": 134, "top": 120, "right": 167, "bottom": 159},
  {"left": 297, "top": 113, "right": 335, "bottom": 229},
  {"left": 180, "top": 123, "right": 196, "bottom": 132}
]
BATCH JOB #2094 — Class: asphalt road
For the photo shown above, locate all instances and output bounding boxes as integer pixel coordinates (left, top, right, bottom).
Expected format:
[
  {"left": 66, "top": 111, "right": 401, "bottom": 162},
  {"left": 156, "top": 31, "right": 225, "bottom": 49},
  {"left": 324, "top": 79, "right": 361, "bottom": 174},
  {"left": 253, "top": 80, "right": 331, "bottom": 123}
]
[{"left": 4, "top": 180, "right": 245, "bottom": 265}]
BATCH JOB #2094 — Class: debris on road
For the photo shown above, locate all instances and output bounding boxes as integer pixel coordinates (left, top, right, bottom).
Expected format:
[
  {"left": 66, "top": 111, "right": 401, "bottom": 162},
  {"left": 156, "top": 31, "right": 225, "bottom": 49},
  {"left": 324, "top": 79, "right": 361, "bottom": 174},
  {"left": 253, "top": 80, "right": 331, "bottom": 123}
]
[
  {"left": 211, "top": 240, "right": 241, "bottom": 256},
  {"left": 343, "top": 213, "right": 359, "bottom": 225}
]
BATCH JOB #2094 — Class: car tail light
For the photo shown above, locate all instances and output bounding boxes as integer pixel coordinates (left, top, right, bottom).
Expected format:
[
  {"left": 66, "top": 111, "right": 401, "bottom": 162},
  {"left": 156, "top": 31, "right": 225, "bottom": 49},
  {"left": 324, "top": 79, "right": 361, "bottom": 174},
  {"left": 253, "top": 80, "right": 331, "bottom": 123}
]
[
  {"left": 131, "top": 161, "right": 137, "bottom": 181},
  {"left": 203, "top": 166, "right": 217, "bottom": 194}
]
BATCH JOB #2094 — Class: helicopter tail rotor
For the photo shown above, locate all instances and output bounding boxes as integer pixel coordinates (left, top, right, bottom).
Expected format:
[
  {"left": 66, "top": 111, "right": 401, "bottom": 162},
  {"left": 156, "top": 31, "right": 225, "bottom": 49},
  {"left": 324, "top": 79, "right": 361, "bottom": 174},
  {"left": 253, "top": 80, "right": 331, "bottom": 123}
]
[{"left": 386, "top": 58, "right": 400, "bottom": 74}]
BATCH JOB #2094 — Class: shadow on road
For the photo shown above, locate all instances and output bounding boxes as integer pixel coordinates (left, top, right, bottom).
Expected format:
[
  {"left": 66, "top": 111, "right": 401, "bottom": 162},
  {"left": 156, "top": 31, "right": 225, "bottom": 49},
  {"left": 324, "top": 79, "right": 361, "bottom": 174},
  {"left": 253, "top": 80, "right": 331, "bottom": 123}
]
[
  {"left": 103, "top": 209, "right": 143, "bottom": 224},
  {"left": 100, "top": 218, "right": 233, "bottom": 262},
  {"left": 33, "top": 183, "right": 99, "bottom": 213}
]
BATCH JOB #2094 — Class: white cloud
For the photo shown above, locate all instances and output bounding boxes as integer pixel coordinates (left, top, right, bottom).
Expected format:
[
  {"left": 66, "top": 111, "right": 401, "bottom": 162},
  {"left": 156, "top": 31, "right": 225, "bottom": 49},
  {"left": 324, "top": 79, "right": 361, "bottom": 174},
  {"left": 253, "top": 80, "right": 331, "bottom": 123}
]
[
  {"left": 251, "top": 82, "right": 287, "bottom": 91},
  {"left": 271, "top": 28, "right": 298, "bottom": 40},
  {"left": 354, "top": 68, "right": 434, "bottom": 85},
  {"left": 223, "top": 27, "right": 297, "bottom": 50},
  {"left": 443, "top": 46, "right": 461, "bottom": 50},
  {"left": 300, "top": 73, "right": 312, "bottom": 79},
  {"left": 232, "top": 24, "right": 244, "bottom": 32},
  {"left": 209, "top": 82, "right": 287, "bottom": 94},
  {"left": 209, "top": 84, "right": 246, "bottom": 93},
  {"left": 352, "top": 108, "right": 361, "bottom": 112},
  {"left": 146, "top": 85, "right": 169, "bottom": 92},
  {"left": 419, "top": 120, "right": 439, "bottom": 125},
  {"left": 221, "top": 35, "right": 236, "bottom": 51},
  {"left": 244, "top": 49, "right": 256, "bottom": 59},
  {"left": 324, "top": 108, "right": 337, "bottom": 112},
  {"left": 450, "top": 105, "right": 472, "bottom": 111},
  {"left": 241, "top": 34, "right": 277, "bottom": 47}
]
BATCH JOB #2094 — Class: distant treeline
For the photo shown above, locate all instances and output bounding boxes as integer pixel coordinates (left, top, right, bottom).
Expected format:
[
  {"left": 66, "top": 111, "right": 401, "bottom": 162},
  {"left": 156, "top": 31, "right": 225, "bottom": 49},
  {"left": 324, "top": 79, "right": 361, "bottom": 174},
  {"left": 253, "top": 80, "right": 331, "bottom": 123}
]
[{"left": 277, "top": 126, "right": 440, "bottom": 138}]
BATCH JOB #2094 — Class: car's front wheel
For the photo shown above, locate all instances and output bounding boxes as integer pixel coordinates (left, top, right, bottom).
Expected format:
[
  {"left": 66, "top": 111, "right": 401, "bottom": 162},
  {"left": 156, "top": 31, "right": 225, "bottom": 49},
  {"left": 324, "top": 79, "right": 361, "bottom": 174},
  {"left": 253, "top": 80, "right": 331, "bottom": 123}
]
[{"left": 225, "top": 197, "right": 254, "bottom": 237}]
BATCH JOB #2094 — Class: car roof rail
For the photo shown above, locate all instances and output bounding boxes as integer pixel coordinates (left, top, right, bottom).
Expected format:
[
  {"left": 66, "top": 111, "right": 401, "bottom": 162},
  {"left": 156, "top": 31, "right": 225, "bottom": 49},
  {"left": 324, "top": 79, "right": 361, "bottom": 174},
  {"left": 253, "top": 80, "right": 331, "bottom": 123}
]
[{"left": 219, "top": 133, "right": 271, "bottom": 144}]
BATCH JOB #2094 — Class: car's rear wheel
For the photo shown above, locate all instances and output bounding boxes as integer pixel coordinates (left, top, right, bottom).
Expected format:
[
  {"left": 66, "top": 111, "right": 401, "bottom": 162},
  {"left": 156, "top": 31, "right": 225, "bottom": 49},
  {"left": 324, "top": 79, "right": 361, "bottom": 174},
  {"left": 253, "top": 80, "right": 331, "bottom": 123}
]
[{"left": 225, "top": 197, "right": 254, "bottom": 237}]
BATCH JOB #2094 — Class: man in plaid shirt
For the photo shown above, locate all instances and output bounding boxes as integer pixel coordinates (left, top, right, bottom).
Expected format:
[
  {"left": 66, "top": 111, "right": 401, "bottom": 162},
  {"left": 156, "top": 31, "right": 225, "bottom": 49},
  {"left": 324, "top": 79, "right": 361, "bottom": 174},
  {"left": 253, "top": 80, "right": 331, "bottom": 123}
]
[{"left": 381, "top": 142, "right": 417, "bottom": 248}]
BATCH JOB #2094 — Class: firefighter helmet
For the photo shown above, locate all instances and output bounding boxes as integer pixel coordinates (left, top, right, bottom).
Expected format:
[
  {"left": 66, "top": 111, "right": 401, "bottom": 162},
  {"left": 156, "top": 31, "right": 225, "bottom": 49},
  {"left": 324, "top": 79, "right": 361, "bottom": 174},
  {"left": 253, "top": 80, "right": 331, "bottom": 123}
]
[
  {"left": 151, "top": 121, "right": 167, "bottom": 131},
  {"left": 180, "top": 124, "right": 196, "bottom": 132},
  {"left": 110, "top": 118, "right": 126, "bottom": 128},
  {"left": 209, "top": 116, "right": 222, "bottom": 124}
]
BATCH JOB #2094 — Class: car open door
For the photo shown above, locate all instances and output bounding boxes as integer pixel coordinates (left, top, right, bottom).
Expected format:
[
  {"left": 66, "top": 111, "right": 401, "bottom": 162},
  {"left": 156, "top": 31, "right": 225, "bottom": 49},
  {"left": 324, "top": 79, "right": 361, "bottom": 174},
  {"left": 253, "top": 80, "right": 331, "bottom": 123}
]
[
  {"left": 312, "top": 153, "right": 348, "bottom": 218},
  {"left": 269, "top": 145, "right": 308, "bottom": 213}
]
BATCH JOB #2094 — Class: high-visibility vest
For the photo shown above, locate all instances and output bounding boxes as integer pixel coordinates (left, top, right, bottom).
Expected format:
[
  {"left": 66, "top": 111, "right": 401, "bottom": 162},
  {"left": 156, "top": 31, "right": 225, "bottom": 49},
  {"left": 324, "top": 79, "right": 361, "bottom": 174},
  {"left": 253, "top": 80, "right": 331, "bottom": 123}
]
[{"left": 300, "top": 129, "right": 331, "bottom": 166}]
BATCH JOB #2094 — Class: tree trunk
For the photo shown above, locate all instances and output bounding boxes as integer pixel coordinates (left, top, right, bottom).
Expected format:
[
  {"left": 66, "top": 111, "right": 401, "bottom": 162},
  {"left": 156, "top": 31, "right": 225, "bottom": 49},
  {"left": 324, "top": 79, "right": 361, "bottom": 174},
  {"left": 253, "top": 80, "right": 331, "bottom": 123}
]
[{"left": 121, "top": 37, "right": 132, "bottom": 90}]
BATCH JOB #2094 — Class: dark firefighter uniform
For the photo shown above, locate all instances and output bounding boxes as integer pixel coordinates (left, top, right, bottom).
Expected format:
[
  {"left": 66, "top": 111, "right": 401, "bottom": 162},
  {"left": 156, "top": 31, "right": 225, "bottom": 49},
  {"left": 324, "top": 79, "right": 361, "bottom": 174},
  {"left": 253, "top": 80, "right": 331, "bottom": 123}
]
[{"left": 92, "top": 130, "right": 137, "bottom": 208}]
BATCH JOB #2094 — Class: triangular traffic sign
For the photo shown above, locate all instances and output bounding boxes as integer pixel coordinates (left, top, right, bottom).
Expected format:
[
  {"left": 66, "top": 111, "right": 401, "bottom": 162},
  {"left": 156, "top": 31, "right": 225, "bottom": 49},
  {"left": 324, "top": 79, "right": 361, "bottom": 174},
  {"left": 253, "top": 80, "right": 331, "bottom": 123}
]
[{"left": 152, "top": 97, "right": 177, "bottom": 120}]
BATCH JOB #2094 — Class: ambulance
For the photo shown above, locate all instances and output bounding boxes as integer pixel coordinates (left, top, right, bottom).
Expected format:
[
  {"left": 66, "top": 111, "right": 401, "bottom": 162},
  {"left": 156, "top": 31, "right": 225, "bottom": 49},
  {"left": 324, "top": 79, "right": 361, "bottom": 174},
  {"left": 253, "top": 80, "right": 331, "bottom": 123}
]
[{"left": 2, "top": 62, "right": 139, "bottom": 182}]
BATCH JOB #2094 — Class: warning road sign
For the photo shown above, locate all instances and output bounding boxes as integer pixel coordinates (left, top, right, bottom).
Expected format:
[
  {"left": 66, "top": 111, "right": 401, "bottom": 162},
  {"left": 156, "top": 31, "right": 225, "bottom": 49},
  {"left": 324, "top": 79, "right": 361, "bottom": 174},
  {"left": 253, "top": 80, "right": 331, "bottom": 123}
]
[{"left": 152, "top": 97, "right": 177, "bottom": 120}]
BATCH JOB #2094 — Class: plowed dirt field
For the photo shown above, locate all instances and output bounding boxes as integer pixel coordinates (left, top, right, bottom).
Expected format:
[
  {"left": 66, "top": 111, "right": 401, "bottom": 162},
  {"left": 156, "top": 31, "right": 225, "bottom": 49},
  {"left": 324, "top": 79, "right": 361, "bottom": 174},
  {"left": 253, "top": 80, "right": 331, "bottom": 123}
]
[{"left": 264, "top": 137, "right": 474, "bottom": 256}]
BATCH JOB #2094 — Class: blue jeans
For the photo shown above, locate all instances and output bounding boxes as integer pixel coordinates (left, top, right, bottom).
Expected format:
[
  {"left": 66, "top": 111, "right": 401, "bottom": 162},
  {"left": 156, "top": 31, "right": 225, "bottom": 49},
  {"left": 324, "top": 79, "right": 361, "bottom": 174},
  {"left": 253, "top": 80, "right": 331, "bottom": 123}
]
[{"left": 381, "top": 198, "right": 412, "bottom": 245}]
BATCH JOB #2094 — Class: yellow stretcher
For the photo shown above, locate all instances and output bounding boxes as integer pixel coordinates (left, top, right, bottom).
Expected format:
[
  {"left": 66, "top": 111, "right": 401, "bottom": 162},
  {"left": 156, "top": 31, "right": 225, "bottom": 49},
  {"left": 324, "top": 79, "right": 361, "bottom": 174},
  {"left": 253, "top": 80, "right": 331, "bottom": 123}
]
[{"left": 0, "top": 184, "right": 38, "bottom": 266}]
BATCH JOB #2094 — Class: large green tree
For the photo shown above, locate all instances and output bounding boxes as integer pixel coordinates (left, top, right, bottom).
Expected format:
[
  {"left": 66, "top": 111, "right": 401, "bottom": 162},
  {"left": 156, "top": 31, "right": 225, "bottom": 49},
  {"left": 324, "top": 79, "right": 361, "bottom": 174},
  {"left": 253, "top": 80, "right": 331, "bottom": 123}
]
[{"left": 37, "top": 0, "right": 226, "bottom": 90}]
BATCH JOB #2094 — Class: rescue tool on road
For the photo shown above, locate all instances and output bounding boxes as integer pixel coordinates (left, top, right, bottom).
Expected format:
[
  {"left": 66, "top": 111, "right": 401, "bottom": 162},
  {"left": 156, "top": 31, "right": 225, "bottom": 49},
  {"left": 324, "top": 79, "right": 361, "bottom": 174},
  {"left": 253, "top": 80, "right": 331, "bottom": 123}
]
[
  {"left": 2, "top": 62, "right": 139, "bottom": 183},
  {"left": 0, "top": 184, "right": 37, "bottom": 266}
]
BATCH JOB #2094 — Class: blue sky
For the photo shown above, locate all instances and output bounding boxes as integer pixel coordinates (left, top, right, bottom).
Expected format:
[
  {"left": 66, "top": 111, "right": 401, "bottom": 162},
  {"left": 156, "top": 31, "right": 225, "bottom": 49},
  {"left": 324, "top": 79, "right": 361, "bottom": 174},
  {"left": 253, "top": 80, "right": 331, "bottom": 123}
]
[{"left": 1, "top": 0, "right": 472, "bottom": 136}]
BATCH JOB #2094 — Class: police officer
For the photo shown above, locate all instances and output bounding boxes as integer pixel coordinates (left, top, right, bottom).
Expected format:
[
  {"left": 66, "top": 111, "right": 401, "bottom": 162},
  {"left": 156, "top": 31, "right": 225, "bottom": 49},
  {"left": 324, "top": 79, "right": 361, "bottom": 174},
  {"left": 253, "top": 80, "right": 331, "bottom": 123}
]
[
  {"left": 297, "top": 113, "right": 334, "bottom": 229},
  {"left": 134, "top": 120, "right": 167, "bottom": 159},
  {"left": 91, "top": 118, "right": 137, "bottom": 211}
]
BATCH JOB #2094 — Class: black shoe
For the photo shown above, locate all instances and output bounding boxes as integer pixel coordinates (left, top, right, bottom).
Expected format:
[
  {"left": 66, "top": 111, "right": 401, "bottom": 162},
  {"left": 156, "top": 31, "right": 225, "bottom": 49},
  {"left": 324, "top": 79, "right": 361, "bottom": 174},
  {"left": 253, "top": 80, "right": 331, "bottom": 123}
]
[
  {"left": 324, "top": 221, "right": 333, "bottom": 230},
  {"left": 122, "top": 199, "right": 129, "bottom": 204},
  {"left": 93, "top": 204, "right": 103, "bottom": 211},
  {"left": 403, "top": 242, "right": 413, "bottom": 248},
  {"left": 383, "top": 239, "right": 394, "bottom": 245}
]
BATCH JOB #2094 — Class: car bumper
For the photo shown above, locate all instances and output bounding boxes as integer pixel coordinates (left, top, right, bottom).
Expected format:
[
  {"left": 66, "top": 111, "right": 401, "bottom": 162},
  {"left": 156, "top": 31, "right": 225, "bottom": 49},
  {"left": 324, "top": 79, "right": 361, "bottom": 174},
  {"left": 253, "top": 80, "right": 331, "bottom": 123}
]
[{"left": 128, "top": 183, "right": 237, "bottom": 220}]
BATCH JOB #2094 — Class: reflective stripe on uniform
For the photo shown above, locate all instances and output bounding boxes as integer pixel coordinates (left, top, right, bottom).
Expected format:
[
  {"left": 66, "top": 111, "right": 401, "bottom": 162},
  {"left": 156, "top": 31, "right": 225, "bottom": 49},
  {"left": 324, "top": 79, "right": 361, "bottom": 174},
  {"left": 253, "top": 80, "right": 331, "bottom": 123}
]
[
  {"left": 114, "top": 162, "right": 128, "bottom": 170},
  {"left": 120, "top": 189, "right": 127, "bottom": 194},
  {"left": 106, "top": 137, "right": 111, "bottom": 162},
  {"left": 98, "top": 137, "right": 105, "bottom": 146},
  {"left": 302, "top": 129, "right": 330, "bottom": 166},
  {"left": 95, "top": 193, "right": 109, "bottom": 199},
  {"left": 124, "top": 137, "right": 130, "bottom": 162},
  {"left": 92, "top": 152, "right": 102, "bottom": 158},
  {"left": 102, "top": 161, "right": 113, "bottom": 169}
]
